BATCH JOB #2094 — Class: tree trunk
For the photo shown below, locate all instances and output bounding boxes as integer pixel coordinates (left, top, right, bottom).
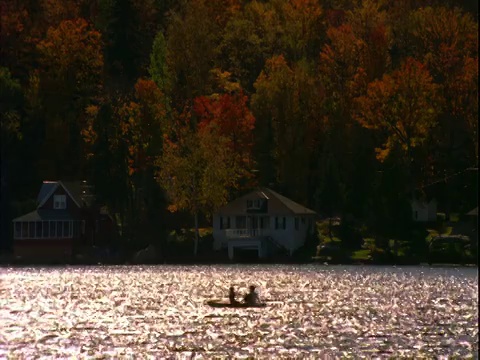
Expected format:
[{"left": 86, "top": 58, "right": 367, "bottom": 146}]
[{"left": 194, "top": 211, "right": 199, "bottom": 256}]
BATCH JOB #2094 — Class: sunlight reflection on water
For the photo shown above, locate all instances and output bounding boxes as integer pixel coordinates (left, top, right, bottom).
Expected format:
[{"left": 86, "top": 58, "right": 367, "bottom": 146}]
[{"left": 0, "top": 265, "right": 477, "bottom": 358}]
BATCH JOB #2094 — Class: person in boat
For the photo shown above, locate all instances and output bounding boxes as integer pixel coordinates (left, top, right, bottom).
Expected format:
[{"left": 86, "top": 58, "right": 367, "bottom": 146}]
[
  {"left": 243, "top": 285, "right": 260, "bottom": 305},
  {"left": 229, "top": 286, "right": 240, "bottom": 305}
]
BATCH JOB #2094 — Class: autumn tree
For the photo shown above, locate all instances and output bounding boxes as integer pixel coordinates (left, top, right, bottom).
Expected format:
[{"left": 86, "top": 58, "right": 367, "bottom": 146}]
[
  {"left": 345, "top": 0, "right": 392, "bottom": 81},
  {"left": 252, "top": 55, "right": 324, "bottom": 203},
  {"left": 156, "top": 109, "right": 239, "bottom": 256},
  {"left": 279, "top": 0, "right": 324, "bottom": 62},
  {"left": 354, "top": 58, "right": 441, "bottom": 193},
  {"left": 149, "top": 31, "right": 171, "bottom": 96},
  {"left": 165, "top": 0, "right": 228, "bottom": 106},
  {"left": 0, "top": 68, "right": 24, "bottom": 247},
  {"left": 83, "top": 78, "right": 166, "bottom": 243},
  {"left": 0, "top": 0, "right": 30, "bottom": 79},
  {"left": 193, "top": 91, "right": 256, "bottom": 192},
  {"left": 103, "top": 0, "right": 148, "bottom": 88},
  {"left": 407, "top": 6, "right": 478, "bottom": 215},
  {"left": 36, "top": 17, "right": 103, "bottom": 179}
]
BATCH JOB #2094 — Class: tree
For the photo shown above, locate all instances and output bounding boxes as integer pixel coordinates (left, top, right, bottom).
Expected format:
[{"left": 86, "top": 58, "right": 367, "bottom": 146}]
[
  {"left": 0, "top": 0, "right": 30, "bottom": 78},
  {"left": 165, "top": 0, "right": 225, "bottom": 105},
  {"left": 280, "top": 0, "right": 324, "bottom": 62},
  {"left": 252, "top": 55, "right": 324, "bottom": 203},
  {"left": 354, "top": 58, "right": 441, "bottom": 193},
  {"left": 407, "top": 6, "right": 478, "bottom": 217},
  {"left": 156, "top": 107, "right": 243, "bottom": 256},
  {"left": 193, "top": 91, "right": 256, "bottom": 189},
  {"left": 149, "top": 31, "right": 171, "bottom": 96},
  {"left": 82, "top": 78, "right": 166, "bottom": 244},
  {"left": 218, "top": 0, "right": 281, "bottom": 93},
  {"left": 0, "top": 68, "right": 24, "bottom": 250},
  {"left": 406, "top": 6, "right": 478, "bottom": 163},
  {"left": 36, "top": 17, "right": 103, "bottom": 179},
  {"left": 345, "top": 0, "right": 392, "bottom": 81}
]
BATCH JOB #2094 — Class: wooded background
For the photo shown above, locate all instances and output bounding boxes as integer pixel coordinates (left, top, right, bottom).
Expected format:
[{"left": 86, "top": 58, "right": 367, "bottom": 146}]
[{"left": 1, "top": 0, "right": 477, "bottom": 252}]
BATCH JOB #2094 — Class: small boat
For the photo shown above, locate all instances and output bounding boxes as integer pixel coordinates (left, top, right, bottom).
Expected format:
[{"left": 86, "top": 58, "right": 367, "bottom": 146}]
[{"left": 206, "top": 299, "right": 267, "bottom": 308}]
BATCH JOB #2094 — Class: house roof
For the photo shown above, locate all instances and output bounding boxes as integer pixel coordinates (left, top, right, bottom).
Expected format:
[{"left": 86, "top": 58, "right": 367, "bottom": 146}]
[
  {"left": 62, "top": 181, "right": 95, "bottom": 207},
  {"left": 466, "top": 207, "right": 478, "bottom": 216},
  {"left": 411, "top": 198, "right": 437, "bottom": 209},
  {"left": 36, "top": 181, "right": 57, "bottom": 204},
  {"left": 37, "top": 180, "right": 94, "bottom": 209},
  {"left": 216, "top": 188, "right": 316, "bottom": 216},
  {"left": 13, "top": 209, "right": 76, "bottom": 222}
]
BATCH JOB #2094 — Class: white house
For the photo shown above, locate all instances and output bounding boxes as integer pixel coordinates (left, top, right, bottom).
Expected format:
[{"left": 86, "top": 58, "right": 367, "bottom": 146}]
[
  {"left": 411, "top": 198, "right": 437, "bottom": 222},
  {"left": 212, "top": 188, "right": 317, "bottom": 260}
]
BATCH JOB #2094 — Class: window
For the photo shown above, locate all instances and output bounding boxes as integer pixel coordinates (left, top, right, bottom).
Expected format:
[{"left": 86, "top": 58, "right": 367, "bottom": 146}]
[
  {"left": 275, "top": 217, "right": 286, "bottom": 230},
  {"left": 63, "top": 222, "right": 70, "bottom": 238},
  {"left": 56, "top": 221, "right": 63, "bottom": 237},
  {"left": 236, "top": 216, "right": 246, "bottom": 229},
  {"left": 247, "top": 199, "right": 263, "bottom": 210},
  {"left": 261, "top": 216, "right": 270, "bottom": 229},
  {"left": 226, "top": 217, "right": 231, "bottom": 229},
  {"left": 54, "top": 195, "right": 66, "bottom": 209},
  {"left": 295, "top": 217, "right": 299, "bottom": 230},
  {"left": 414, "top": 211, "right": 418, "bottom": 220},
  {"left": 14, "top": 223, "right": 21, "bottom": 238},
  {"left": 22, "top": 222, "right": 28, "bottom": 238},
  {"left": 219, "top": 217, "right": 224, "bottom": 230},
  {"left": 35, "top": 222, "right": 42, "bottom": 237},
  {"left": 73, "top": 221, "right": 80, "bottom": 237},
  {"left": 28, "top": 222, "right": 35, "bottom": 238},
  {"left": 50, "top": 222, "right": 56, "bottom": 238},
  {"left": 42, "top": 221, "right": 49, "bottom": 238}
]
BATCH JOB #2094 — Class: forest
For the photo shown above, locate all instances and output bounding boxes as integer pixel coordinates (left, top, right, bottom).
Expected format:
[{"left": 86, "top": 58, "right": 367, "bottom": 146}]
[{"left": 0, "top": 0, "right": 478, "bottom": 258}]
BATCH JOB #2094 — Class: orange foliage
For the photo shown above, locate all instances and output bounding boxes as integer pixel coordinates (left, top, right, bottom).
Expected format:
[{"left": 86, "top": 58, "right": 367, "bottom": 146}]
[
  {"left": 354, "top": 58, "right": 441, "bottom": 161},
  {"left": 194, "top": 92, "right": 255, "bottom": 153},
  {"left": 37, "top": 18, "right": 103, "bottom": 90}
]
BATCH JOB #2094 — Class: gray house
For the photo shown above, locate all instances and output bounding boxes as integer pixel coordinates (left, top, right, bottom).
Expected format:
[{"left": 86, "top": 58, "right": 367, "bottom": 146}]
[{"left": 212, "top": 188, "right": 317, "bottom": 259}]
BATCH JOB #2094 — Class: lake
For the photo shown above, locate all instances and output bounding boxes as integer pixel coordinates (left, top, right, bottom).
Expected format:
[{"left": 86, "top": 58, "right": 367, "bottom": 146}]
[{"left": 0, "top": 265, "right": 477, "bottom": 358}]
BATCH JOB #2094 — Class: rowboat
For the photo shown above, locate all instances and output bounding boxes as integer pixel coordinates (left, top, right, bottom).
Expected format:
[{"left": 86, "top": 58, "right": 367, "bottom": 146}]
[{"left": 206, "top": 299, "right": 267, "bottom": 308}]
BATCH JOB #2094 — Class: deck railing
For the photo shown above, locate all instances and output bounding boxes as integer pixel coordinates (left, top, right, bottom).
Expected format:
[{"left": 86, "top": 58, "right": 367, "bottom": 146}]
[{"left": 225, "top": 228, "right": 267, "bottom": 238}]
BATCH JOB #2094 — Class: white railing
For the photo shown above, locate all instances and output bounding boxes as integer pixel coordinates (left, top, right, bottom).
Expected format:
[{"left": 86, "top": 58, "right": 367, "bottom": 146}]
[{"left": 225, "top": 228, "right": 267, "bottom": 238}]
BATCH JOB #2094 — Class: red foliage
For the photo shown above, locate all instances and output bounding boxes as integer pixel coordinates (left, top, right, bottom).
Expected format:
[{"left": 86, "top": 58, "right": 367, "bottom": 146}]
[{"left": 194, "top": 92, "right": 255, "bottom": 153}]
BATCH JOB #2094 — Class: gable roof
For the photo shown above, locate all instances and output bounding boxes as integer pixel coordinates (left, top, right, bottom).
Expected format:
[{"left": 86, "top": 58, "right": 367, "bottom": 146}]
[
  {"left": 37, "top": 181, "right": 57, "bottom": 204},
  {"left": 37, "top": 180, "right": 94, "bottom": 209},
  {"left": 266, "top": 188, "right": 317, "bottom": 215},
  {"left": 62, "top": 181, "right": 95, "bottom": 207},
  {"left": 13, "top": 209, "right": 76, "bottom": 222},
  {"left": 411, "top": 198, "right": 437, "bottom": 209},
  {"left": 216, "top": 188, "right": 316, "bottom": 216},
  {"left": 466, "top": 207, "right": 478, "bottom": 216}
]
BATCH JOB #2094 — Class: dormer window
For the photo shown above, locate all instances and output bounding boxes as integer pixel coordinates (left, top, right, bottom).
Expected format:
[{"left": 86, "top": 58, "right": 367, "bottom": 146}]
[
  {"left": 247, "top": 199, "right": 264, "bottom": 210},
  {"left": 54, "top": 195, "right": 66, "bottom": 209}
]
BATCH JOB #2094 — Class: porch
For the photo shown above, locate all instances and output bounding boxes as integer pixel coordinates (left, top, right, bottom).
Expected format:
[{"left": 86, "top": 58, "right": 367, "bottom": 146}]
[
  {"left": 13, "top": 220, "right": 82, "bottom": 239},
  {"left": 225, "top": 228, "right": 270, "bottom": 239},
  {"left": 12, "top": 209, "right": 83, "bottom": 240},
  {"left": 224, "top": 229, "right": 288, "bottom": 260}
]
